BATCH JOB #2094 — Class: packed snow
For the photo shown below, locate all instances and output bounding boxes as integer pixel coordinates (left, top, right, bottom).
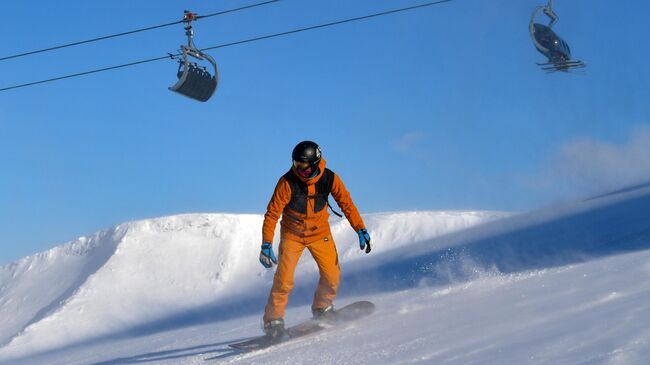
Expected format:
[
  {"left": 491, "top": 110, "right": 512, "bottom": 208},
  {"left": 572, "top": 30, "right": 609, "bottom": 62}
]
[{"left": 1, "top": 185, "right": 649, "bottom": 364}]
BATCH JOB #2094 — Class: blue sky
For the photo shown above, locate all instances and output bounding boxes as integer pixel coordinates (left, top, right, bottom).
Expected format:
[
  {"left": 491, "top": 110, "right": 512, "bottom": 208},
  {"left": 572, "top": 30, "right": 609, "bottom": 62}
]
[{"left": 1, "top": 0, "right": 649, "bottom": 264}]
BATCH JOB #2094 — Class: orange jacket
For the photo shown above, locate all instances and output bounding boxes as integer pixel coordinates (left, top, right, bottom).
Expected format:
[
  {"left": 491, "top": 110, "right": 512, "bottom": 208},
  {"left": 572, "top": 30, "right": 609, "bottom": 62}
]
[{"left": 262, "top": 158, "right": 365, "bottom": 244}]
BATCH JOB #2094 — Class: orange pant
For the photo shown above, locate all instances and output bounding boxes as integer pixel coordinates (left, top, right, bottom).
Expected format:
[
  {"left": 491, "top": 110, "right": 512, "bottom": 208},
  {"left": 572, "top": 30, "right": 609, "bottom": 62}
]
[{"left": 263, "top": 235, "right": 340, "bottom": 322}]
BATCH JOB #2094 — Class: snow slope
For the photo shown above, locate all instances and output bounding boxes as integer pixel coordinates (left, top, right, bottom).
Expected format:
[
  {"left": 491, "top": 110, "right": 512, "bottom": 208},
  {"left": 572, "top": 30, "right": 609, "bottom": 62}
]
[
  {"left": 0, "top": 210, "right": 504, "bottom": 362},
  {"left": 0, "top": 184, "right": 649, "bottom": 364}
]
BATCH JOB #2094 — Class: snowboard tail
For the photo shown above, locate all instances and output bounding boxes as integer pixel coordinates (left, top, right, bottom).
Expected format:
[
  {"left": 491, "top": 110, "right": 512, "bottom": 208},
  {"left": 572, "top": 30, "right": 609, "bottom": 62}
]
[{"left": 229, "top": 301, "right": 375, "bottom": 352}]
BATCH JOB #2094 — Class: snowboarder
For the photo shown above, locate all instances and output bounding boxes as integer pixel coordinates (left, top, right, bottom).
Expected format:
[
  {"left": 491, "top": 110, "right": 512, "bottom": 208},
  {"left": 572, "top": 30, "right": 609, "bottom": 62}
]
[{"left": 259, "top": 140, "right": 372, "bottom": 339}]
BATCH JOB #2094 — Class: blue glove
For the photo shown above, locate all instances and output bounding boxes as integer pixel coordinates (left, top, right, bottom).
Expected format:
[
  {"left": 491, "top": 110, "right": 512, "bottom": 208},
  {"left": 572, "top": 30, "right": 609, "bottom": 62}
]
[
  {"left": 259, "top": 242, "right": 278, "bottom": 268},
  {"left": 357, "top": 228, "right": 372, "bottom": 254}
]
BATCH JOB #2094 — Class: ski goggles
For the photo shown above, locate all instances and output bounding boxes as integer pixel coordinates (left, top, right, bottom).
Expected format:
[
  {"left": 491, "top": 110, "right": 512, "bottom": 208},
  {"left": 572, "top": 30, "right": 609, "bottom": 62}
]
[{"left": 293, "top": 160, "right": 316, "bottom": 178}]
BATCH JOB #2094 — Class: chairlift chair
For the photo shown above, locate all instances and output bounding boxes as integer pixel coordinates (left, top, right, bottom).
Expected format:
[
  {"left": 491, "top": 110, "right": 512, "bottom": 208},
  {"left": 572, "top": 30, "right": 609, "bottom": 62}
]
[
  {"left": 529, "top": 0, "right": 585, "bottom": 72},
  {"left": 169, "top": 11, "right": 218, "bottom": 102}
]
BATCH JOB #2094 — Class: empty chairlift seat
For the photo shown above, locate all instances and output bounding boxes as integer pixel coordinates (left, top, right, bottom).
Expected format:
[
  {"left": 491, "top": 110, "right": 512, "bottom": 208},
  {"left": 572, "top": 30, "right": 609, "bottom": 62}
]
[
  {"left": 169, "top": 48, "right": 218, "bottom": 102},
  {"left": 168, "top": 11, "right": 219, "bottom": 102},
  {"left": 529, "top": 0, "right": 585, "bottom": 72}
]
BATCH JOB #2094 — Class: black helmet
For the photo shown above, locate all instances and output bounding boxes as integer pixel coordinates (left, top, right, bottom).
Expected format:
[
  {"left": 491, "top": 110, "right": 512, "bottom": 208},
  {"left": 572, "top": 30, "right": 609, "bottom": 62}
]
[{"left": 292, "top": 141, "right": 321, "bottom": 165}]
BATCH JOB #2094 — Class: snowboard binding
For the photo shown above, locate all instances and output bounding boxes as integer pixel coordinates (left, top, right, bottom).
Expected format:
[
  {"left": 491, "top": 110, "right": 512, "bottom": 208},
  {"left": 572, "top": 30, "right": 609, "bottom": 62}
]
[
  {"left": 168, "top": 10, "right": 218, "bottom": 102},
  {"left": 263, "top": 318, "right": 289, "bottom": 341},
  {"left": 312, "top": 305, "right": 337, "bottom": 322}
]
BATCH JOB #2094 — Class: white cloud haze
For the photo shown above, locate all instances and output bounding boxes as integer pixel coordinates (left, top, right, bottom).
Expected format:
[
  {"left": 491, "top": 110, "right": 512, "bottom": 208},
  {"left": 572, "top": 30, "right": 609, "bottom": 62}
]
[
  {"left": 542, "top": 124, "right": 650, "bottom": 195},
  {"left": 394, "top": 132, "right": 424, "bottom": 153}
]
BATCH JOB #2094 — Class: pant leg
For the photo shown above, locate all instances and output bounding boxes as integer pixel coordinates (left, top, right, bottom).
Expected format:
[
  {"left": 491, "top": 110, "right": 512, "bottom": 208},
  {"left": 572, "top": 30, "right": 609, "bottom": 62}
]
[
  {"left": 307, "top": 235, "right": 340, "bottom": 311},
  {"left": 263, "top": 238, "right": 305, "bottom": 322}
]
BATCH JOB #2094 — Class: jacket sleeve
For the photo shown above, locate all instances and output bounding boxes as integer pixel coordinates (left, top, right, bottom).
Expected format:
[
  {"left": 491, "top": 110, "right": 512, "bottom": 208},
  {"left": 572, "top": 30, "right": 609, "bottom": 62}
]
[
  {"left": 330, "top": 173, "right": 365, "bottom": 231},
  {"left": 262, "top": 177, "right": 291, "bottom": 244}
]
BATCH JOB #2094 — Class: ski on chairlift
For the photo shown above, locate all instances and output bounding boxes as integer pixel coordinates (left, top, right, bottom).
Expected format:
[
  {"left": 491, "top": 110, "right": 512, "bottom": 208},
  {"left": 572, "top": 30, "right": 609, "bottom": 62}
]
[
  {"left": 169, "top": 10, "right": 218, "bottom": 102},
  {"left": 530, "top": 0, "right": 585, "bottom": 73}
]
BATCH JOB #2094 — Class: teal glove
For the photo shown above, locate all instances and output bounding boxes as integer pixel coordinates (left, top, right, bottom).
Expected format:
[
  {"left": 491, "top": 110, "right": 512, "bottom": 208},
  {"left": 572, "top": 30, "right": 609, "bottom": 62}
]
[
  {"left": 357, "top": 228, "right": 372, "bottom": 254},
  {"left": 259, "top": 242, "right": 278, "bottom": 268}
]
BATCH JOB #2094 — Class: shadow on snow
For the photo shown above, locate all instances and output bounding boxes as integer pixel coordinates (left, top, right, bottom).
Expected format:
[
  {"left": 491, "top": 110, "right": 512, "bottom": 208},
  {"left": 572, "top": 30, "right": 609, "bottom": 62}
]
[{"left": 89, "top": 339, "right": 247, "bottom": 365}]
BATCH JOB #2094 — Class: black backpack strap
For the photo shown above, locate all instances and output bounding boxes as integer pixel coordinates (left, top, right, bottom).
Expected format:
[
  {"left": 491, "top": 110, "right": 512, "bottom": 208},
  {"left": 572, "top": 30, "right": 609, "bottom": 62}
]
[
  {"left": 322, "top": 169, "right": 343, "bottom": 218},
  {"left": 328, "top": 201, "right": 343, "bottom": 218}
]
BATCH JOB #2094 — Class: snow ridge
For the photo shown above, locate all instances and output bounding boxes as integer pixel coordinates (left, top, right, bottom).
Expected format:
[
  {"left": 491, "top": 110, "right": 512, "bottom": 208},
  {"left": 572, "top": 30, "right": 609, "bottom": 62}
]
[{"left": 0, "top": 225, "right": 126, "bottom": 347}]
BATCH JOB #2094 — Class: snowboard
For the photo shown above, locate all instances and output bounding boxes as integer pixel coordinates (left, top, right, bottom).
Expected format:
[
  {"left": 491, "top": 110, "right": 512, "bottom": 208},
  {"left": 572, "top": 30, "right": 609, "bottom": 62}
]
[{"left": 228, "top": 301, "right": 375, "bottom": 352}]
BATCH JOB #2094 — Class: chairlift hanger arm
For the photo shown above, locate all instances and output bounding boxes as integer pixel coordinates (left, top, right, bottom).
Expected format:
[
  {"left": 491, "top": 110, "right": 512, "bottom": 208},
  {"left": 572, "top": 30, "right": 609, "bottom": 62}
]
[
  {"left": 182, "top": 10, "right": 197, "bottom": 48},
  {"left": 535, "top": 0, "right": 557, "bottom": 27},
  {"left": 543, "top": 0, "right": 558, "bottom": 28}
]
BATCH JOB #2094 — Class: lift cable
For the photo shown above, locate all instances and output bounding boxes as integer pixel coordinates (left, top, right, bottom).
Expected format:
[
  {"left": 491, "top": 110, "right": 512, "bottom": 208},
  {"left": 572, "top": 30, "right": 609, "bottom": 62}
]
[
  {"left": 202, "top": 0, "right": 453, "bottom": 52},
  {"left": 0, "top": 0, "right": 281, "bottom": 62},
  {"left": 0, "top": 0, "right": 453, "bottom": 93}
]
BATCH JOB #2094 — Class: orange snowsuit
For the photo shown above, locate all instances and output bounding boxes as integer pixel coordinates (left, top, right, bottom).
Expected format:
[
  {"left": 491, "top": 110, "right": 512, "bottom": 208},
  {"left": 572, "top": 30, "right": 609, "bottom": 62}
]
[{"left": 263, "top": 158, "right": 365, "bottom": 322}]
